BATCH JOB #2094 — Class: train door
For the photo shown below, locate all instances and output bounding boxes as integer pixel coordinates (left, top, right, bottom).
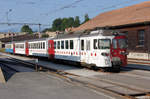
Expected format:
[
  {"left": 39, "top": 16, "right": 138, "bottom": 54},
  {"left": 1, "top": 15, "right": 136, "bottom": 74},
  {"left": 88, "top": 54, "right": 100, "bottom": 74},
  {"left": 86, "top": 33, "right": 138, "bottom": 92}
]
[
  {"left": 48, "top": 40, "right": 55, "bottom": 60},
  {"left": 25, "top": 42, "right": 29, "bottom": 56},
  {"left": 80, "top": 39, "right": 86, "bottom": 63},
  {"left": 13, "top": 43, "right": 15, "bottom": 54},
  {"left": 85, "top": 38, "right": 91, "bottom": 64}
]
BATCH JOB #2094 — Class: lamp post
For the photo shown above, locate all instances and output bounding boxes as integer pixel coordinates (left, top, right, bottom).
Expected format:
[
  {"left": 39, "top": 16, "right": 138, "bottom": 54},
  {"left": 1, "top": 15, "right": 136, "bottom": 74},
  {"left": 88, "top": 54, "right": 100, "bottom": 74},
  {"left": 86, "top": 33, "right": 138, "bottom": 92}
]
[
  {"left": 6, "top": 9, "right": 13, "bottom": 42},
  {"left": 6, "top": 9, "right": 12, "bottom": 23}
]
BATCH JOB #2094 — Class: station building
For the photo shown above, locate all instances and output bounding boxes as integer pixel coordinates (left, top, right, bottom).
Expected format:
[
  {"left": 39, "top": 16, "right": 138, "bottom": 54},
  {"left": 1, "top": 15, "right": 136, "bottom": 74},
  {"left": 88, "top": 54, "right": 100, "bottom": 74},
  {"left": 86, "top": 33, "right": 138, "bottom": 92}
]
[{"left": 73, "top": 1, "right": 150, "bottom": 60}]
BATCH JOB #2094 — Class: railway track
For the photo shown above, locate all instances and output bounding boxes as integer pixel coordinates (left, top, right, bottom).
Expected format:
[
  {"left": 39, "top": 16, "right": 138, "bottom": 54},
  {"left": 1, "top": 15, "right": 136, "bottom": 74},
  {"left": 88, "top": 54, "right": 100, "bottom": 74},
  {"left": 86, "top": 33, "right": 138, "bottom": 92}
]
[{"left": 1, "top": 56, "right": 150, "bottom": 99}]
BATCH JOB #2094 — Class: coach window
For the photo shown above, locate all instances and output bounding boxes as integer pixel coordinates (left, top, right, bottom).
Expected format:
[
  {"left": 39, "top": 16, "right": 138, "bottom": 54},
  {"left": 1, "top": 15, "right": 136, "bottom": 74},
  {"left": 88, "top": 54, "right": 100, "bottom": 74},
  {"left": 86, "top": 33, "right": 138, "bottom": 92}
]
[
  {"left": 40, "top": 42, "right": 43, "bottom": 49},
  {"left": 57, "top": 41, "right": 60, "bottom": 49},
  {"left": 39, "top": 43, "right": 41, "bottom": 49},
  {"left": 42, "top": 42, "right": 44, "bottom": 49},
  {"left": 70, "top": 40, "right": 73, "bottom": 49},
  {"left": 38, "top": 43, "right": 40, "bottom": 49},
  {"left": 37, "top": 43, "right": 39, "bottom": 49},
  {"left": 61, "top": 40, "right": 64, "bottom": 49},
  {"left": 54, "top": 41, "right": 56, "bottom": 49},
  {"left": 35, "top": 43, "right": 37, "bottom": 49},
  {"left": 86, "top": 40, "right": 90, "bottom": 50},
  {"left": 34, "top": 43, "right": 36, "bottom": 49},
  {"left": 65, "top": 40, "right": 69, "bottom": 49},
  {"left": 93, "top": 39, "right": 98, "bottom": 49},
  {"left": 40, "top": 43, "right": 42, "bottom": 49},
  {"left": 81, "top": 40, "right": 84, "bottom": 50},
  {"left": 31, "top": 44, "right": 33, "bottom": 49}
]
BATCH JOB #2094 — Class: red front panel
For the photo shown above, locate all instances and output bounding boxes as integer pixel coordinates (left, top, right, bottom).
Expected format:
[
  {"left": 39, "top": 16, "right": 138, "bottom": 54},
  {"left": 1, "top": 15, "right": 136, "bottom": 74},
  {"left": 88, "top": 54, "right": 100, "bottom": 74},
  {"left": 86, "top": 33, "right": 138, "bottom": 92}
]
[
  {"left": 13, "top": 43, "right": 15, "bottom": 53},
  {"left": 111, "top": 35, "right": 127, "bottom": 66},
  {"left": 25, "top": 42, "right": 29, "bottom": 56},
  {"left": 48, "top": 40, "right": 55, "bottom": 59}
]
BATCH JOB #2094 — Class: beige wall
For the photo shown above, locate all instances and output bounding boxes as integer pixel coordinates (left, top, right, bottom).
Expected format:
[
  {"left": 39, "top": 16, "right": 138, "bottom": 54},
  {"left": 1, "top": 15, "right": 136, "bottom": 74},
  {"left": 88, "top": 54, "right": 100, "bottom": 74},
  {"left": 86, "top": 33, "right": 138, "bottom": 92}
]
[
  {"left": 0, "top": 34, "right": 5, "bottom": 39},
  {"left": 0, "top": 32, "right": 27, "bottom": 39},
  {"left": 45, "top": 31, "right": 57, "bottom": 37}
]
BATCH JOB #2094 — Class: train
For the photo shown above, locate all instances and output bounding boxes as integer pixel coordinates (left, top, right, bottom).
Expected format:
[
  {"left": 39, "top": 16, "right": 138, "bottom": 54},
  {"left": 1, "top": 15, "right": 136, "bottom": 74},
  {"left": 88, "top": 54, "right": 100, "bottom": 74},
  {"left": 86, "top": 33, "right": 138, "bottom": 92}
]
[{"left": 5, "top": 29, "right": 127, "bottom": 72}]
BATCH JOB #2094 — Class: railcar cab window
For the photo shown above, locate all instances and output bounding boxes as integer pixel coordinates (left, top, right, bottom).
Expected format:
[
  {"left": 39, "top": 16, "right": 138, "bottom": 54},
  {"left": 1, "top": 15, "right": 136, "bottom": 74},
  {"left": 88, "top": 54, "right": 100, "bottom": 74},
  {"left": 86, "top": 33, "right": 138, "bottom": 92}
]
[
  {"left": 70, "top": 40, "right": 74, "bottom": 49},
  {"left": 98, "top": 39, "right": 110, "bottom": 49},
  {"left": 112, "top": 39, "right": 117, "bottom": 49},
  {"left": 118, "top": 39, "right": 127, "bottom": 49},
  {"left": 65, "top": 40, "right": 69, "bottom": 49},
  {"left": 81, "top": 40, "right": 84, "bottom": 50},
  {"left": 61, "top": 40, "right": 64, "bottom": 49},
  {"left": 57, "top": 41, "right": 60, "bottom": 49}
]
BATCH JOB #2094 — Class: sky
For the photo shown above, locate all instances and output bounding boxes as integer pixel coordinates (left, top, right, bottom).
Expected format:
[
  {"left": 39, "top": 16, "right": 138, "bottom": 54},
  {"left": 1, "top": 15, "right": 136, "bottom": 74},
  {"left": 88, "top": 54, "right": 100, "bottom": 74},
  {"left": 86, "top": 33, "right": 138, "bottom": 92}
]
[{"left": 0, "top": 0, "right": 149, "bottom": 32}]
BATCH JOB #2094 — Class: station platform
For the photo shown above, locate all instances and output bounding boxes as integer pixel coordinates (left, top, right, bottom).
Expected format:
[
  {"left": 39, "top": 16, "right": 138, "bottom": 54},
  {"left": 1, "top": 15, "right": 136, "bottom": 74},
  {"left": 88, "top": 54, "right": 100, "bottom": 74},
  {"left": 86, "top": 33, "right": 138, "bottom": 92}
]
[{"left": 0, "top": 72, "right": 110, "bottom": 99}]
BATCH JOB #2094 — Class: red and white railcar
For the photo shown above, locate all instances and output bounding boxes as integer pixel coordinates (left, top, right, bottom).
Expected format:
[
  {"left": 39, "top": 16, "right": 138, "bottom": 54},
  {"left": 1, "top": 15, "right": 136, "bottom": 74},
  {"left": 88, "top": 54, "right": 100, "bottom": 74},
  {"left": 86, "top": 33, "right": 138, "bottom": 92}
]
[
  {"left": 28, "top": 38, "right": 48, "bottom": 57},
  {"left": 47, "top": 29, "right": 127, "bottom": 70},
  {"left": 14, "top": 42, "right": 26, "bottom": 55}
]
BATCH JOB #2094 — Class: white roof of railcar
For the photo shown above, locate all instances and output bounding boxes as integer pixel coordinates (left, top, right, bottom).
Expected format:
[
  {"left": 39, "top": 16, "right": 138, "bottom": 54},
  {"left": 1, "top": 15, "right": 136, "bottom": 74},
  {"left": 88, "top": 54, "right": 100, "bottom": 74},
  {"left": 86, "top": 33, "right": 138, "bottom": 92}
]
[{"left": 54, "top": 29, "right": 118, "bottom": 39}]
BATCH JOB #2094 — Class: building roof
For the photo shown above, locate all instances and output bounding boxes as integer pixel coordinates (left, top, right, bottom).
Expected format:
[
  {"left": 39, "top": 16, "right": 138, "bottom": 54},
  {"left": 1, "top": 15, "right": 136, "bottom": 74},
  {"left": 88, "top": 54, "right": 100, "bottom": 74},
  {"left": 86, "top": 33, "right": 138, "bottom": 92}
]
[{"left": 73, "top": 1, "right": 150, "bottom": 31}]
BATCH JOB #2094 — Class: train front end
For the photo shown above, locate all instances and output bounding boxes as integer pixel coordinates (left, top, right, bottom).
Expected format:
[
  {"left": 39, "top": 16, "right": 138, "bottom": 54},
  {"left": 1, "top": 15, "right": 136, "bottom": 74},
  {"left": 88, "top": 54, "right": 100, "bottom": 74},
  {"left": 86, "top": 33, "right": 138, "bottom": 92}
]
[{"left": 111, "top": 34, "right": 127, "bottom": 69}]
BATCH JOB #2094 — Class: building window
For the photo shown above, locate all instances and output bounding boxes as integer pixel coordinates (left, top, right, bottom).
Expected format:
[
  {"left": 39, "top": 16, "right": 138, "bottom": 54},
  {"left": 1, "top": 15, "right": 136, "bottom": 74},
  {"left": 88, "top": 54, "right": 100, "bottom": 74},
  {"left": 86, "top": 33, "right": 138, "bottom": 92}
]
[{"left": 138, "top": 30, "right": 145, "bottom": 46}]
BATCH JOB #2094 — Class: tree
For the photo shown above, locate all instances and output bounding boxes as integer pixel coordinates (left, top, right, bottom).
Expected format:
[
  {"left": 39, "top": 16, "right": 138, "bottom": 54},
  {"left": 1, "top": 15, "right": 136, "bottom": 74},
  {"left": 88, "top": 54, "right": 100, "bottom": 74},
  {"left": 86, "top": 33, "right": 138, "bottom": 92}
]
[
  {"left": 74, "top": 16, "right": 80, "bottom": 27},
  {"left": 52, "top": 18, "right": 62, "bottom": 31},
  {"left": 83, "top": 14, "right": 90, "bottom": 24},
  {"left": 21, "top": 25, "right": 33, "bottom": 34}
]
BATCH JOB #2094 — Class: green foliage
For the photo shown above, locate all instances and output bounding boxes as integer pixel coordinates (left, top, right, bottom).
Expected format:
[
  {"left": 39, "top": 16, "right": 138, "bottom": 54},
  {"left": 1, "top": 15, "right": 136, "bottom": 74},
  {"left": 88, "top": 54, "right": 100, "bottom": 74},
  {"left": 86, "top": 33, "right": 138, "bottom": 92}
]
[
  {"left": 51, "top": 16, "right": 81, "bottom": 31},
  {"left": 74, "top": 16, "right": 80, "bottom": 27},
  {"left": 21, "top": 25, "right": 33, "bottom": 34},
  {"left": 83, "top": 14, "right": 90, "bottom": 24},
  {"left": 41, "top": 34, "right": 49, "bottom": 38},
  {"left": 52, "top": 18, "right": 62, "bottom": 31},
  {"left": 43, "top": 14, "right": 89, "bottom": 32}
]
